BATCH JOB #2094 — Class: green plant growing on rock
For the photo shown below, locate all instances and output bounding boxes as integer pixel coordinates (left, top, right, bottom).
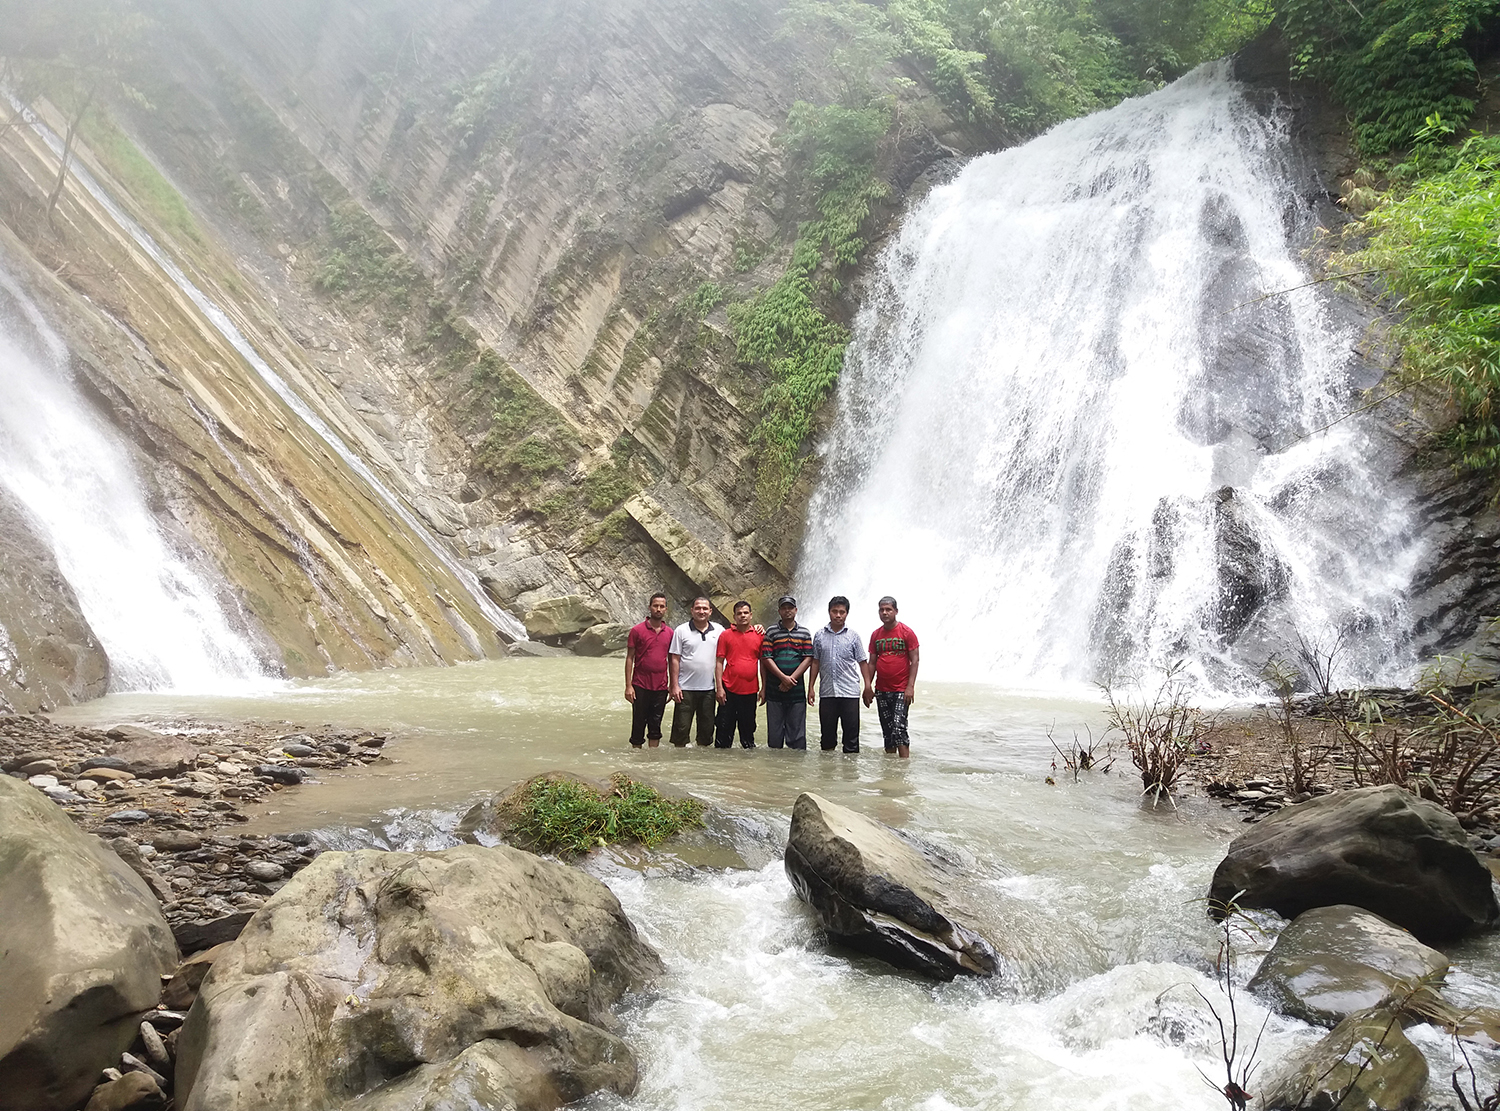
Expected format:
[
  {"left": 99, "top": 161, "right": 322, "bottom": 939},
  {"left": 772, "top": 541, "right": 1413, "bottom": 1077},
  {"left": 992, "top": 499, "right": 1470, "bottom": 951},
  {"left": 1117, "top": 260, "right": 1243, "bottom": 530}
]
[{"left": 511, "top": 774, "right": 705, "bottom": 856}]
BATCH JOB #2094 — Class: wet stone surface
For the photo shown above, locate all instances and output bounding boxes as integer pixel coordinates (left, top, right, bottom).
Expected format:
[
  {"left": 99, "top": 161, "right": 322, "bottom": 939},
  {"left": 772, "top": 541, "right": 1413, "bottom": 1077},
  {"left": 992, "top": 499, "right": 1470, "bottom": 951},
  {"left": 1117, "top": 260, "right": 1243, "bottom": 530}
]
[{"left": 0, "top": 712, "right": 390, "bottom": 935}]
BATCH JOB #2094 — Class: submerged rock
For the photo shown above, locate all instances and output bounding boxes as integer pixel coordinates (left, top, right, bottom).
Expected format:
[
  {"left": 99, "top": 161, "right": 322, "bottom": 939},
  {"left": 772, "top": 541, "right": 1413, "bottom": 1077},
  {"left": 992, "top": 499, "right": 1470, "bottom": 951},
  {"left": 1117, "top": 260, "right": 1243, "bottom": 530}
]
[
  {"left": 0, "top": 775, "right": 179, "bottom": 1111},
  {"left": 1259, "top": 1006, "right": 1428, "bottom": 1111},
  {"left": 784, "top": 792, "right": 999, "bottom": 981},
  {"left": 175, "top": 844, "right": 662, "bottom": 1111},
  {"left": 1209, "top": 785, "right": 1499, "bottom": 943},
  {"left": 1248, "top": 905, "right": 1449, "bottom": 1026}
]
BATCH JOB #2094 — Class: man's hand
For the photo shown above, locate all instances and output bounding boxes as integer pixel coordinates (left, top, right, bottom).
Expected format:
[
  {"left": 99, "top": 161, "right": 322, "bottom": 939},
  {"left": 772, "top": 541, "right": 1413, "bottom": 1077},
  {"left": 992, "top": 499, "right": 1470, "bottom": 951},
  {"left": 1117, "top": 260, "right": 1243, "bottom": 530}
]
[
  {"left": 758, "top": 691, "right": 766, "bottom": 706},
  {"left": 625, "top": 687, "right": 636, "bottom": 703},
  {"left": 861, "top": 685, "right": 874, "bottom": 708},
  {"left": 670, "top": 685, "right": 683, "bottom": 703},
  {"left": 779, "top": 677, "right": 793, "bottom": 692},
  {"left": 904, "top": 685, "right": 916, "bottom": 707},
  {"left": 751, "top": 623, "right": 766, "bottom": 635},
  {"left": 806, "top": 687, "right": 816, "bottom": 706},
  {"left": 716, "top": 685, "right": 727, "bottom": 705}
]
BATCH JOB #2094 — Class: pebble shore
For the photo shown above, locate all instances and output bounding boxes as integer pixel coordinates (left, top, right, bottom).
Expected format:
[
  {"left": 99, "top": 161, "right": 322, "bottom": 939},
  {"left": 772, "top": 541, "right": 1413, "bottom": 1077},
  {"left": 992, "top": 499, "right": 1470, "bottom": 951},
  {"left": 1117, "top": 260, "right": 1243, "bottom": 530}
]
[{"left": 0, "top": 713, "right": 389, "bottom": 944}]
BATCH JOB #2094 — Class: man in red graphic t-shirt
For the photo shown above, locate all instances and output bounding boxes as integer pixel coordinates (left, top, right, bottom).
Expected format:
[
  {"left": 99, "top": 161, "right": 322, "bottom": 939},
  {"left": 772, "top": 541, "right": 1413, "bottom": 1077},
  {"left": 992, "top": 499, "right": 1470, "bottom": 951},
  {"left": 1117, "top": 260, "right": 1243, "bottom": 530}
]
[
  {"left": 625, "top": 593, "right": 672, "bottom": 747},
  {"left": 714, "top": 600, "right": 764, "bottom": 749},
  {"left": 862, "top": 595, "right": 920, "bottom": 758}
]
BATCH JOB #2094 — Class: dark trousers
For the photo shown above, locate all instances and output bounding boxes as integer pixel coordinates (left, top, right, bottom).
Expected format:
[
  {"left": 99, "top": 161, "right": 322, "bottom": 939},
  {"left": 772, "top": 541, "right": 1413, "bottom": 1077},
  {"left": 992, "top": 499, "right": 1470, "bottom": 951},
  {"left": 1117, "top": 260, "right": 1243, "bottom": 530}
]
[
  {"left": 629, "top": 687, "right": 669, "bottom": 745},
  {"left": 715, "top": 691, "right": 758, "bottom": 748},
  {"left": 670, "top": 689, "right": 716, "bottom": 746},
  {"left": 765, "top": 699, "right": 807, "bottom": 749},
  {"left": 818, "top": 696, "right": 861, "bottom": 752},
  {"left": 876, "top": 691, "right": 910, "bottom": 750}
]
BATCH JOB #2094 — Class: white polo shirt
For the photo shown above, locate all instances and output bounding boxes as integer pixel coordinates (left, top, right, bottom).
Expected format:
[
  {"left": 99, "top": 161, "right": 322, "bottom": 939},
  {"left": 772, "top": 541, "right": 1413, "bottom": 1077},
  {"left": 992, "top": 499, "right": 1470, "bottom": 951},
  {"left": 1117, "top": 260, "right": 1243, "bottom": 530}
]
[{"left": 669, "top": 620, "right": 723, "bottom": 691}]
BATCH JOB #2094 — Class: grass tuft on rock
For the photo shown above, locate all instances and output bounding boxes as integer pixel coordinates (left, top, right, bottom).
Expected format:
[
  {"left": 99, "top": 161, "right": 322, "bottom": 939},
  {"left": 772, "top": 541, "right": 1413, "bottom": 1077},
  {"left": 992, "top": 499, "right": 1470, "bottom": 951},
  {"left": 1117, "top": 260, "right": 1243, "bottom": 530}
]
[{"left": 512, "top": 773, "right": 705, "bottom": 856}]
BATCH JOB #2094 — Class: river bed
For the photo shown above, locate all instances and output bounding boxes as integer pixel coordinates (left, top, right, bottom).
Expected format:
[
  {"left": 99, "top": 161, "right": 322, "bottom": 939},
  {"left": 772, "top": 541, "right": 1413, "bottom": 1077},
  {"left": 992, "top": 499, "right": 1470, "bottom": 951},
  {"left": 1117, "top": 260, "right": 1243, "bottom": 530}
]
[{"left": 52, "top": 657, "right": 1500, "bottom": 1110}]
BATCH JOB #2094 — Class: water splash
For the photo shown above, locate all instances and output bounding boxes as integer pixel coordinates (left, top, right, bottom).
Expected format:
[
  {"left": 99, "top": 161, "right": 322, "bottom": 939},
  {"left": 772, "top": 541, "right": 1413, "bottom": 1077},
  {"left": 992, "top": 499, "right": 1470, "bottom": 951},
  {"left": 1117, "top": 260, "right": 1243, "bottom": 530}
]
[
  {"left": 0, "top": 267, "right": 270, "bottom": 691},
  {"left": 799, "top": 63, "right": 1421, "bottom": 694}
]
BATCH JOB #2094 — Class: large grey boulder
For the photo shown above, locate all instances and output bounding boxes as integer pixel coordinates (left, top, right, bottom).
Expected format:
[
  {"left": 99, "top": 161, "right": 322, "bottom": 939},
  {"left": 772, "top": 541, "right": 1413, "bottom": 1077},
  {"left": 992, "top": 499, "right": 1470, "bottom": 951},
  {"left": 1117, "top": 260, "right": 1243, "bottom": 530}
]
[
  {"left": 574, "top": 623, "right": 630, "bottom": 657},
  {"left": 0, "top": 775, "right": 179, "bottom": 1111},
  {"left": 1210, "top": 784, "right": 1499, "bottom": 943},
  {"left": 784, "top": 792, "right": 999, "bottom": 981},
  {"left": 1259, "top": 1006, "right": 1428, "bottom": 1111},
  {"left": 175, "top": 843, "right": 662, "bottom": 1111},
  {"left": 106, "top": 728, "right": 200, "bottom": 778},
  {"left": 1248, "top": 905, "right": 1448, "bottom": 1027},
  {"left": 522, "top": 595, "right": 610, "bottom": 639}
]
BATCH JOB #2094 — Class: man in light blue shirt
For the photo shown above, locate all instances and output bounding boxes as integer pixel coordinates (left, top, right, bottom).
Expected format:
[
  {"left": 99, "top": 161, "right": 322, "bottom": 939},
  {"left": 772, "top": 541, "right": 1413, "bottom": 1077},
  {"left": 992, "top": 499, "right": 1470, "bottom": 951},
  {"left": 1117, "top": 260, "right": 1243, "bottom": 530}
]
[{"left": 807, "top": 595, "right": 870, "bottom": 753}]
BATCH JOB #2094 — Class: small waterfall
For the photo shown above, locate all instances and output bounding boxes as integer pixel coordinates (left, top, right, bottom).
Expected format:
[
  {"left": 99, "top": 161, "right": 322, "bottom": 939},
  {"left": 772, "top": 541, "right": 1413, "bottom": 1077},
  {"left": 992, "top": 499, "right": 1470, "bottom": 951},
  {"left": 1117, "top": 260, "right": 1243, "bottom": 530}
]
[
  {"left": 800, "top": 63, "right": 1421, "bottom": 694},
  {"left": 0, "top": 269, "right": 270, "bottom": 691},
  {"left": 13, "top": 98, "right": 526, "bottom": 643}
]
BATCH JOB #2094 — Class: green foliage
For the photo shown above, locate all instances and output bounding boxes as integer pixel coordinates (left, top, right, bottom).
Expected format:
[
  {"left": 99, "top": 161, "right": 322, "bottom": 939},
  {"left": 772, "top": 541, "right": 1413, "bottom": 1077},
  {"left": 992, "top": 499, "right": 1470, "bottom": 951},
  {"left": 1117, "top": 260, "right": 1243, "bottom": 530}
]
[
  {"left": 511, "top": 774, "right": 705, "bottom": 856},
  {"left": 471, "top": 350, "right": 575, "bottom": 487},
  {"left": 313, "top": 201, "right": 420, "bottom": 306},
  {"left": 1277, "top": 0, "right": 1499, "bottom": 152},
  {"left": 582, "top": 457, "right": 638, "bottom": 513},
  {"left": 1339, "top": 129, "right": 1500, "bottom": 473},
  {"left": 685, "top": 281, "right": 728, "bottom": 319},
  {"left": 80, "top": 107, "right": 203, "bottom": 245}
]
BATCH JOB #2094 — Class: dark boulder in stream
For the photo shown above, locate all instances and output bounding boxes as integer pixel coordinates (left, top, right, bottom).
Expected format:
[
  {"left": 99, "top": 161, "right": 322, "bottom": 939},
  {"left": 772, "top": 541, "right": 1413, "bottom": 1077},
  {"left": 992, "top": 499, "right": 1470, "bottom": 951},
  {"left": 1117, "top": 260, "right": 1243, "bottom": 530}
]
[
  {"left": 784, "top": 792, "right": 999, "bottom": 981},
  {"left": 175, "top": 843, "right": 662, "bottom": 1111},
  {"left": 1210, "top": 785, "right": 1499, "bottom": 944}
]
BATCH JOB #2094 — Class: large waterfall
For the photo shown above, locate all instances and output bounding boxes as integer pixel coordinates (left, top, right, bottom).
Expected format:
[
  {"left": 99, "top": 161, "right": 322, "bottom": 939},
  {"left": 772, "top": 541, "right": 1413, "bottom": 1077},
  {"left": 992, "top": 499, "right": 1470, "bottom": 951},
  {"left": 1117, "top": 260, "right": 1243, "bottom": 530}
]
[
  {"left": 0, "top": 269, "right": 269, "bottom": 691},
  {"left": 799, "top": 63, "right": 1421, "bottom": 694}
]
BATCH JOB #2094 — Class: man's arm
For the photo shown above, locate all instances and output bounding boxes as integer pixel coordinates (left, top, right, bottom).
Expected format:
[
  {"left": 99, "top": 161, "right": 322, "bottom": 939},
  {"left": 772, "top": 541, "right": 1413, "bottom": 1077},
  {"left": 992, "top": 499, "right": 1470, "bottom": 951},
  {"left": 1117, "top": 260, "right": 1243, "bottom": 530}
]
[
  {"left": 669, "top": 654, "right": 682, "bottom": 702},
  {"left": 806, "top": 659, "right": 820, "bottom": 706},
  {"left": 905, "top": 647, "right": 920, "bottom": 706},
  {"left": 714, "top": 655, "right": 727, "bottom": 704},
  {"left": 624, "top": 643, "right": 637, "bottom": 702},
  {"left": 860, "top": 659, "right": 875, "bottom": 706}
]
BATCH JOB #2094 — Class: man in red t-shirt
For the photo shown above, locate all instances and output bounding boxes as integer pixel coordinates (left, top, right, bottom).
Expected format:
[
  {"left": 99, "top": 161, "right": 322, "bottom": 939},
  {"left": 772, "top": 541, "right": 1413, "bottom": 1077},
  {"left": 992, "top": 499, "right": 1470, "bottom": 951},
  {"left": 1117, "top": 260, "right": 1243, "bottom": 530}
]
[
  {"left": 625, "top": 593, "right": 673, "bottom": 747},
  {"left": 862, "top": 595, "right": 920, "bottom": 758},
  {"left": 714, "top": 600, "right": 764, "bottom": 748}
]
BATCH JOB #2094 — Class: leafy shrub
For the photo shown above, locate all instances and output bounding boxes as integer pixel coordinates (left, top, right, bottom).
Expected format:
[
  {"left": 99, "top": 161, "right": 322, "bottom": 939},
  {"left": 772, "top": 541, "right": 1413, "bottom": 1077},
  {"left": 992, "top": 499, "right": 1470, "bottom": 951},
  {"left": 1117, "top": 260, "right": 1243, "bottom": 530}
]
[
  {"left": 1339, "top": 130, "right": 1500, "bottom": 472},
  {"left": 511, "top": 774, "right": 705, "bottom": 855}
]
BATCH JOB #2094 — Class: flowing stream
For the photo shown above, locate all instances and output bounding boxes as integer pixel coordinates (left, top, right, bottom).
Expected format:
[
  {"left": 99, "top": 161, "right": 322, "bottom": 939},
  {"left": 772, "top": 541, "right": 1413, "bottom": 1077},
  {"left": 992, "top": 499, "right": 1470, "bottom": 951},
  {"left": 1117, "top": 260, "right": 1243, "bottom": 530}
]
[
  {"left": 56, "top": 659, "right": 1500, "bottom": 1110},
  {"left": 0, "top": 268, "right": 268, "bottom": 690},
  {"left": 799, "top": 63, "right": 1421, "bottom": 695}
]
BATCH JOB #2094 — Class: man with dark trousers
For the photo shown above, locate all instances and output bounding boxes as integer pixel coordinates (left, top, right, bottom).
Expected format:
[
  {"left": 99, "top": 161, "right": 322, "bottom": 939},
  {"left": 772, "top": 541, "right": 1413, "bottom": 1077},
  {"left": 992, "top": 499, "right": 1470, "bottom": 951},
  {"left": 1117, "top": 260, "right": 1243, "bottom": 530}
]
[
  {"left": 668, "top": 596, "right": 723, "bottom": 746},
  {"left": 863, "top": 595, "right": 920, "bottom": 758},
  {"left": 761, "top": 595, "right": 813, "bottom": 750},
  {"left": 807, "top": 595, "right": 870, "bottom": 753},
  {"left": 714, "top": 600, "right": 764, "bottom": 748},
  {"left": 625, "top": 593, "right": 672, "bottom": 747}
]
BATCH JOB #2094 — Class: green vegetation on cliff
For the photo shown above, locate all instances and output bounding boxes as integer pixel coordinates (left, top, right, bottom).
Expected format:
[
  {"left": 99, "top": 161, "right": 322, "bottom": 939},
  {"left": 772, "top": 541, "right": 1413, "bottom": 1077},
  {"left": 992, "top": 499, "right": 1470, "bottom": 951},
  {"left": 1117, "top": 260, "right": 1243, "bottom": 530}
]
[{"left": 1334, "top": 124, "right": 1500, "bottom": 475}]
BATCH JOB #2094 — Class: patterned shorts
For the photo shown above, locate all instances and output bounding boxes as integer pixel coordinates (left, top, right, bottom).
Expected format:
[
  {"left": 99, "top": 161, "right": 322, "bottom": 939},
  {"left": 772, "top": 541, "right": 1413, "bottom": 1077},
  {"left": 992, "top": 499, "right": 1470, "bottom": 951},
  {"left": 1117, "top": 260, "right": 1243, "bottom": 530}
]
[{"left": 875, "top": 690, "right": 910, "bottom": 749}]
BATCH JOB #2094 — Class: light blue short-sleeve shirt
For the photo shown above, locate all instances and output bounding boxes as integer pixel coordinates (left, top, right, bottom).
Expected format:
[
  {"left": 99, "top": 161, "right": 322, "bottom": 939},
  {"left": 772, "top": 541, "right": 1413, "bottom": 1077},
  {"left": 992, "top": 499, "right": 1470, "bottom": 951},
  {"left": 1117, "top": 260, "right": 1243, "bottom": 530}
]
[{"left": 812, "top": 625, "right": 868, "bottom": 698}]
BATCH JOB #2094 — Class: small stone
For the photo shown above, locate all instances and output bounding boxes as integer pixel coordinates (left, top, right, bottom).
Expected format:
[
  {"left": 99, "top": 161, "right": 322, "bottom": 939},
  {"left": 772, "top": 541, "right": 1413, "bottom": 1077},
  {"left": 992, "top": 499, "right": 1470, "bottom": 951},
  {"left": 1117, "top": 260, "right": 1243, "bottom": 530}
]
[
  {"left": 150, "top": 830, "right": 203, "bottom": 852},
  {"left": 43, "top": 785, "right": 85, "bottom": 803},
  {"left": 28, "top": 774, "right": 60, "bottom": 789},
  {"left": 118, "top": 1052, "right": 166, "bottom": 1091},
  {"left": 81, "top": 756, "right": 133, "bottom": 772},
  {"left": 138, "top": 1020, "right": 169, "bottom": 1069},
  {"left": 106, "top": 809, "right": 150, "bottom": 823},
  {"left": 253, "top": 765, "right": 306, "bottom": 785},
  {"left": 280, "top": 743, "right": 316, "bottom": 757},
  {"left": 245, "top": 860, "right": 285, "bottom": 882},
  {"left": 142, "top": 1009, "right": 186, "bottom": 1030},
  {"left": 285, "top": 831, "right": 313, "bottom": 846},
  {"left": 20, "top": 759, "right": 58, "bottom": 776},
  {"left": 215, "top": 761, "right": 245, "bottom": 775},
  {"left": 83, "top": 1071, "right": 164, "bottom": 1111}
]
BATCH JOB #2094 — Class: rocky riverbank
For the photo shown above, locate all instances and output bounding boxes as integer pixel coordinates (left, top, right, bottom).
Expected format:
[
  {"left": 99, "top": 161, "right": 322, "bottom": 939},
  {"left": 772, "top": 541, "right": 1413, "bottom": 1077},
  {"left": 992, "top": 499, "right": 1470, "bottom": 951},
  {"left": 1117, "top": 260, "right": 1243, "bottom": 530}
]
[{"left": 0, "top": 713, "right": 388, "bottom": 944}]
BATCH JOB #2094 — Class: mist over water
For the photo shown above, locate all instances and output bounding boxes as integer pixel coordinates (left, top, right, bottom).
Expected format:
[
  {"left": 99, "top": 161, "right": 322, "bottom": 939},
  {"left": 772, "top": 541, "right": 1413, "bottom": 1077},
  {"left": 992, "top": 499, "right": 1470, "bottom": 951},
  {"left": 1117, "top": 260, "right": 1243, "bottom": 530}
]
[
  {"left": 0, "top": 268, "right": 268, "bottom": 691},
  {"left": 800, "top": 63, "right": 1422, "bottom": 695}
]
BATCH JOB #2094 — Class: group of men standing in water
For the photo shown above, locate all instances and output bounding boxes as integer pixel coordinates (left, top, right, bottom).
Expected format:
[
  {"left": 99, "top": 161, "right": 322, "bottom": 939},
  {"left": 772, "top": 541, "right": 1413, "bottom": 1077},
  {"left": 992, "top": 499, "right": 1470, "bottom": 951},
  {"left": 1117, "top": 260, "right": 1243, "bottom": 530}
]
[{"left": 623, "top": 593, "right": 920, "bottom": 757}]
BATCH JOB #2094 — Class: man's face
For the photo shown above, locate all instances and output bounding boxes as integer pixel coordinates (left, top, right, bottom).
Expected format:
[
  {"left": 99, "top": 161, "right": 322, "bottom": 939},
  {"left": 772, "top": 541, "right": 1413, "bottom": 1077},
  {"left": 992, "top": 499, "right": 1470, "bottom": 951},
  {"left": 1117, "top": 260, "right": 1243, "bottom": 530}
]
[
  {"left": 878, "top": 601, "right": 897, "bottom": 627},
  {"left": 828, "top": 604, "right": 848, "bottom": 630},
  {"left": 778, "top": 603, "right": 797, "bottom": 625},
  {"left": 733, "top": 604, "right": 752, "bottom": 630},
  {"left": 649, "top": 597, "right": 668, "bottom": 621},
  {"left": 692, "top": 599, "right": 712, "bottom": 624}
]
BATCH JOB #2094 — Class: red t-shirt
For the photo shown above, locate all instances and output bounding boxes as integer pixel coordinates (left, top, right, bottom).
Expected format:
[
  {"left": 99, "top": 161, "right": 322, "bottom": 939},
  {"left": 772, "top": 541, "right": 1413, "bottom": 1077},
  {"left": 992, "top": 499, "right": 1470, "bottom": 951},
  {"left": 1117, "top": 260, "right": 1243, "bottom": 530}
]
[
  {"left": 627, "top": 621, "right": 672, "bottom": 691},
  {"left": 868, "top": 622, "right": 919, "bottom": 692},
  {"left": 716, "top": 627, "right": 764, "bottom": 696}
]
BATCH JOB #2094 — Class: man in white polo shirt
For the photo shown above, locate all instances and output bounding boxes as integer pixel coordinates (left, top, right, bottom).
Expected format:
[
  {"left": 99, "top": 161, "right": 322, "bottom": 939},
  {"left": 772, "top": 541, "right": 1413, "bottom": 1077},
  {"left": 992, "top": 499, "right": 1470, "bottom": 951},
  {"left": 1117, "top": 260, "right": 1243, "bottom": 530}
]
[{"left": 668, "top": 596, "right": 723, "bottom": 747}]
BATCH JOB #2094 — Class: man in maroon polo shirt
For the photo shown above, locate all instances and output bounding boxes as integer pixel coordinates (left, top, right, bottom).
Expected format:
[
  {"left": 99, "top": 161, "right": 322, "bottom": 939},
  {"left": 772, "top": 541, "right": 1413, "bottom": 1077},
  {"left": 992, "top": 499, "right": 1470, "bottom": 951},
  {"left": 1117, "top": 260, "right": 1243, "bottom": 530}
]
[{"left": 625, "top": 593, "right": 672, "bottom": 747}]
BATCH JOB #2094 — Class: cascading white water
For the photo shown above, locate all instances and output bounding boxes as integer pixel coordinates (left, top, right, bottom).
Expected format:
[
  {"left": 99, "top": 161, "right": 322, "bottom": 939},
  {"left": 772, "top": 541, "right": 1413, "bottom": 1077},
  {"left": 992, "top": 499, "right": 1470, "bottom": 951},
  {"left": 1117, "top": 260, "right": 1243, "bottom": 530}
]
[
  {"left": 800, "top": 63, "right": 1422, "bottom": 694},
  {"left": 0, "top": 268, "right": 269, "bottom": 691},
  {"left": 12, "top": 97, "right": 526, "bottom": 644}
]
